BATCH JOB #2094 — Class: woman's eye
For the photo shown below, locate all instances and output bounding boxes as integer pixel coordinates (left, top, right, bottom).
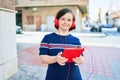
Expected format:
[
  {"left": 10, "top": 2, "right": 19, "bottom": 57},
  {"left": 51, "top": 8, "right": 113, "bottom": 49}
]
[
  {"left": 68, "top": 19, "right": 72, "bottom": 21},
  {"left": 61, "top": 18, "right": 72, "bottom": 22},
  {"left": 61, "top": 18, "right": 65, "bottom": 20}
]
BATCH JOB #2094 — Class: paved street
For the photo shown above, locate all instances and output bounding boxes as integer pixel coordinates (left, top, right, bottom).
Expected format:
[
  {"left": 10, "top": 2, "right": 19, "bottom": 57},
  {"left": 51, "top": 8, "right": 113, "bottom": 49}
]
[{"left": 8, "top": 31, "right": 120, "bottom": 80}]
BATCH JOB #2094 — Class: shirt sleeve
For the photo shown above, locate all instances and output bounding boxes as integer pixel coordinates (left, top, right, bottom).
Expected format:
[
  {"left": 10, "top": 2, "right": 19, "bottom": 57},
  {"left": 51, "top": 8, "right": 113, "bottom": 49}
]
[
  {"left": 39, "top": 35, "right": 49, "bottom": 55},
  {"left": 77, "top": 38, "right": 84, "bottom": 56}
]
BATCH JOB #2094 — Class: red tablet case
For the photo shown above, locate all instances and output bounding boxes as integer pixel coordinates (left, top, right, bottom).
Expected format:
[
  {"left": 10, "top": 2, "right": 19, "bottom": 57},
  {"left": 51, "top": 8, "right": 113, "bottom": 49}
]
[{"left": 61, "top": 47, "right": 84, "bottom": 63}]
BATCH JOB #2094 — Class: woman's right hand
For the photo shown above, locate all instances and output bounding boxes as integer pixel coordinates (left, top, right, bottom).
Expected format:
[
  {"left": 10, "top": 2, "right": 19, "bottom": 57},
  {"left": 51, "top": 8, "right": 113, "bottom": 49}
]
[{"left": 56, "top": 52, "right": 68, "bottom": 66}]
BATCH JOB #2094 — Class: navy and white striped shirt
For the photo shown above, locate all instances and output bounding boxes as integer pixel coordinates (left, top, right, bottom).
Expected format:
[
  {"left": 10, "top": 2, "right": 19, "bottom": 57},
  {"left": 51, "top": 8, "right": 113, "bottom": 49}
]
[{"left": 39, "top": 32, "right": 83, "bottom": 80}]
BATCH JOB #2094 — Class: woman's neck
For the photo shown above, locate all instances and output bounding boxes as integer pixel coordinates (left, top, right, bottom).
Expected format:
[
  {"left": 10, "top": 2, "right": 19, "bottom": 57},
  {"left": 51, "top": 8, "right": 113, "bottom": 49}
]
[{"left": 56, "top": 29, "right": 69, "bottom": 36}]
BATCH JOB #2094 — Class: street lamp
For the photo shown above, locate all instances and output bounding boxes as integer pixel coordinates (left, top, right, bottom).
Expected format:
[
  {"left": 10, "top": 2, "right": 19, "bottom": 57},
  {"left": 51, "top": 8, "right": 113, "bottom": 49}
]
[
  {"left": 32, "top": 7, "right": 38, "bottom": 12},
  {"left": 105, "top": 12, "right": 109, "bottom": 24}
]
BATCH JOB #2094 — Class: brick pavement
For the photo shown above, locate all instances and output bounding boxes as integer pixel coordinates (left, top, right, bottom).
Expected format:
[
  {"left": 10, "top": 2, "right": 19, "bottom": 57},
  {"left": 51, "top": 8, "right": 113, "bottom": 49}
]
[{"left": 8, "top": 45, "right": 120, "bottom": 80}]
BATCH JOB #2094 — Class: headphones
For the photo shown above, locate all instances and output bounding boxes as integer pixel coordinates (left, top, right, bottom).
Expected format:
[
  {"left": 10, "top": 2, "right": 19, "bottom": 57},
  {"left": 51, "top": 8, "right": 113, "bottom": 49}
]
[{"left": 54, "top": 14, "right": 75, "bottom": 30}]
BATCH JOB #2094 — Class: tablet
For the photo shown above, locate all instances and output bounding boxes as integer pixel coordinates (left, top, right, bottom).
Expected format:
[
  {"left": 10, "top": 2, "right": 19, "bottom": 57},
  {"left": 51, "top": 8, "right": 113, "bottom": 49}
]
[{"left": 61, "top": 47, "right": 84, "bottom": 63}]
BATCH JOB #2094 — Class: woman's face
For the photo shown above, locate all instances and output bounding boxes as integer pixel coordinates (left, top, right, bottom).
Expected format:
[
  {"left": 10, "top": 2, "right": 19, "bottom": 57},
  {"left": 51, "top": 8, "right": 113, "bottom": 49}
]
[{"left": 58, "top": 13, "right": 73, "bottom": 31}]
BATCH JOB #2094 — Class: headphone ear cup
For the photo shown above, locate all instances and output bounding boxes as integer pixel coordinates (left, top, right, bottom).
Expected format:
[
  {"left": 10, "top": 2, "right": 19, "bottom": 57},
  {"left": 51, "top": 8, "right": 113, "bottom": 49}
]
[
  {"left": 54, "top": 18, "right": 59, "bottom": 27},
  {"left": 71, "top": 21, "right": 75, "bottom": 28}
]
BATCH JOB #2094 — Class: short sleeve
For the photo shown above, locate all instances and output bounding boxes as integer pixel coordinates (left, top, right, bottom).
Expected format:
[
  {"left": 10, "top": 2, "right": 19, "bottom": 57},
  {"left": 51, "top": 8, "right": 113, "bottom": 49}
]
[
  {"left": 39, "top": 35, "right": 49, "bottom": 55},
  {"left": 76, "top": 38, "right": 84, "bottom": 56},
  {"left": 77, "top": 38, "right": 81, "bottom": 45}
]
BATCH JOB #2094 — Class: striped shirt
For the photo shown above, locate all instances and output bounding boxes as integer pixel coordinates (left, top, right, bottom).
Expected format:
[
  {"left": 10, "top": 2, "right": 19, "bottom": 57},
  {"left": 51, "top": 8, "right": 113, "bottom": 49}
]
[{"left": 39, "top": 32, "right": 83, "bottom": 80}]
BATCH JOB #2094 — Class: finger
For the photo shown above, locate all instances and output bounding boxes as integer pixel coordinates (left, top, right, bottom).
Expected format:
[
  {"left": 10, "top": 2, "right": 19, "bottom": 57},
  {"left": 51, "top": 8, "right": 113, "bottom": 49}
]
[
  {"left": 65, "top": 58, "right": 68, "bottom": 62},
  {"left": 75, "top": 63, "right": 79, "bottom": 66},
  {"left": 58, "top": 52, "right": 62, "bottom": 56},
  {"left": 57, "top": 52, "right": 63, "bottom": 59},
  {"left": 75, "top": 57, "right": 81, "bottom": 60},
  {"left": 73, "top": 58, "right": 79, "bottom": 62},
  {"left": 73, "top": 58, "right": 83, "bottom": 65},
  {"left": 60, "top": 63, "right": 66, "bottom": 66},
  {"left": 58, "top": 62, "right": 66, "bottom": 66},
  {"left": 72, "top": 58, "right": 76, "bottom": 62}
]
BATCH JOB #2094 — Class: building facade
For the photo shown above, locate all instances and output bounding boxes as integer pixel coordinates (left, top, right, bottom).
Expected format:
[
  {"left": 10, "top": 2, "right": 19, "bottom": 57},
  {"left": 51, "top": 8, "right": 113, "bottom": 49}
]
[
  {"left": 110, "top": 10, "right": 120, "bottom": 25},
  {"left": 0, "top": 0, "right": 16, "bottom": 10},
  {"left": 15, "top": 0, "right": 88, "bottom": 32}
]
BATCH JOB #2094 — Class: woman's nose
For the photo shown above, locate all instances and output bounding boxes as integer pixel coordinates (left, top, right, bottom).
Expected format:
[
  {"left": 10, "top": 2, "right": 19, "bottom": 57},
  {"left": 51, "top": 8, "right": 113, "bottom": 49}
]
[{"left": 64, "top": 20, "right": 68, "bottom": 23}]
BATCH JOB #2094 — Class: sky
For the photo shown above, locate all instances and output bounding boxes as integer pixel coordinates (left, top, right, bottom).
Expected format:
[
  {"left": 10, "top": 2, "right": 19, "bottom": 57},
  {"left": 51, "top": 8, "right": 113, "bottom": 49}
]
[{"left": 88, "top": 0, "right": 120, "bottom": 22}]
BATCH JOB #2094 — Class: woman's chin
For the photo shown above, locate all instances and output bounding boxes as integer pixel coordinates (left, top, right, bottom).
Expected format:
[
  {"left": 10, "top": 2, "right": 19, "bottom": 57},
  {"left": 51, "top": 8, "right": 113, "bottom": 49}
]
[{"left": 62, "top": 28, "right": 69, "bottom": 31}]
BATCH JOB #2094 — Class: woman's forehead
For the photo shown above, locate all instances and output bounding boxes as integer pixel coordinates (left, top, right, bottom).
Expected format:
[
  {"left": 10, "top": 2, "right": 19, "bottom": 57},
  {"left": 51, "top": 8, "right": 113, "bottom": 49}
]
[{"left": 61, "top": 13, "right": 73, "bottom": 18}]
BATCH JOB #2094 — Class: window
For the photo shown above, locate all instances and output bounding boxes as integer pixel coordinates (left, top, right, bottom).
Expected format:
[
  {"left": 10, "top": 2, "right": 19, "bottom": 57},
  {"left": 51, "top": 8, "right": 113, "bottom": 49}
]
[{"left": 27, "top": 16, "right": 34, "bottom": 24}]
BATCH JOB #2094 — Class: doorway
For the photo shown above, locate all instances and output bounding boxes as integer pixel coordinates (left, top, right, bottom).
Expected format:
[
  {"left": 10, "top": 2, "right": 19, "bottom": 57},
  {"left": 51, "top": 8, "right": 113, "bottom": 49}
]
[
  {"left": 36, "top": 15, "right": 41, "bottom": 31},
  {"left": 16, "top": 10, "right": 22, "bottom": 29}
]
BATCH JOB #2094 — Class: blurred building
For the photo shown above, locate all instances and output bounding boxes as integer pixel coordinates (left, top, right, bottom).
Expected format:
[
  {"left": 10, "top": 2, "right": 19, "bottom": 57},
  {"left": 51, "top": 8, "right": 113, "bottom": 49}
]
[
  {"left": 0, "top": 0, "right": 15, "bottom": 10},
  {"left": 15, "top": 0, "right": 88, "bottom": 32},
  {"left": 104, "top": 0, "right": 120, "bottom": 26},
  {"left": 110, "top": 10, "right": 120, "bottom": 26}
]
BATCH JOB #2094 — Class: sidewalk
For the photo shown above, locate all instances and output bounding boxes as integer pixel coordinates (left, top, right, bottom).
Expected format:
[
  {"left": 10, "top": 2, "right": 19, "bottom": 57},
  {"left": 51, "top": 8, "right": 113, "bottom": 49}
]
[{"left": 8, "top": 44, "right": 120, "bottom": 80}]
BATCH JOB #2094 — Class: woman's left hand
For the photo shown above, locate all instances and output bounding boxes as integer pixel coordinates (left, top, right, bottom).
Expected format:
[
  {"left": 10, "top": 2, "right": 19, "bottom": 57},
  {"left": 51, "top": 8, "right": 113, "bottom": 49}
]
[{"left": 73, "top": 56, "right": 84, "bottom": 66}]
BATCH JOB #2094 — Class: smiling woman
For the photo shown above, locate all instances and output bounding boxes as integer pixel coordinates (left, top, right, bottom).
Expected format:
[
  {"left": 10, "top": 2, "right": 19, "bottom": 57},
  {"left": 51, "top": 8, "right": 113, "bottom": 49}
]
[{"left": 39, "top": 8, "right": 84, "bottom": 80}]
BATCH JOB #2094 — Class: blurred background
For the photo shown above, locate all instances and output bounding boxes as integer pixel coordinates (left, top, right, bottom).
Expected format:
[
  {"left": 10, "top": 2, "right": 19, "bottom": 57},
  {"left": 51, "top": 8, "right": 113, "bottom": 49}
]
[
  {"left": 1, "top": 0, "right": 120, "bottom": 33},
  {"left": 0, "top": 0, "right": 120, "bottom": 80}
]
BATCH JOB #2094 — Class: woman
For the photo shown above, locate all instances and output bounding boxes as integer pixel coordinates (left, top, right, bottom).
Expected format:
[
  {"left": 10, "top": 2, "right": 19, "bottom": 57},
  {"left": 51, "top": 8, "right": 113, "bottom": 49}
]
[{"left": 39, "top": 8, "right": 84, "bottom": 80}]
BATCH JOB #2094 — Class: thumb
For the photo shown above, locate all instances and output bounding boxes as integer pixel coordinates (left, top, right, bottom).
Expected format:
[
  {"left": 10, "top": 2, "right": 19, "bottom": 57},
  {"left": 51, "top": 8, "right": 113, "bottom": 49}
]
[{"left": 58, "top": 52, "right": 62, "bottom": 56}]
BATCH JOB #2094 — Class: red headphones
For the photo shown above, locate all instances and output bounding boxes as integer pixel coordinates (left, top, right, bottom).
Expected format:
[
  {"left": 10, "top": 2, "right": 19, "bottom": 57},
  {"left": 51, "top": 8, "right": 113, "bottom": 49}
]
[{"left": 54, "top": 15, "right": 76, "bottom": 30}]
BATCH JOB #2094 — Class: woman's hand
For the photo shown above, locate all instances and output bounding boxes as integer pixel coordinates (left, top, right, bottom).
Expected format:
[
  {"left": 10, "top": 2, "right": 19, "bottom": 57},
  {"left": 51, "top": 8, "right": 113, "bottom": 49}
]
[
  {"left": 73, "top": 56, "right": 84, "bottom": 66},
  {"left": 56, "top": 52, "right": 68, "bottom": 66}
]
